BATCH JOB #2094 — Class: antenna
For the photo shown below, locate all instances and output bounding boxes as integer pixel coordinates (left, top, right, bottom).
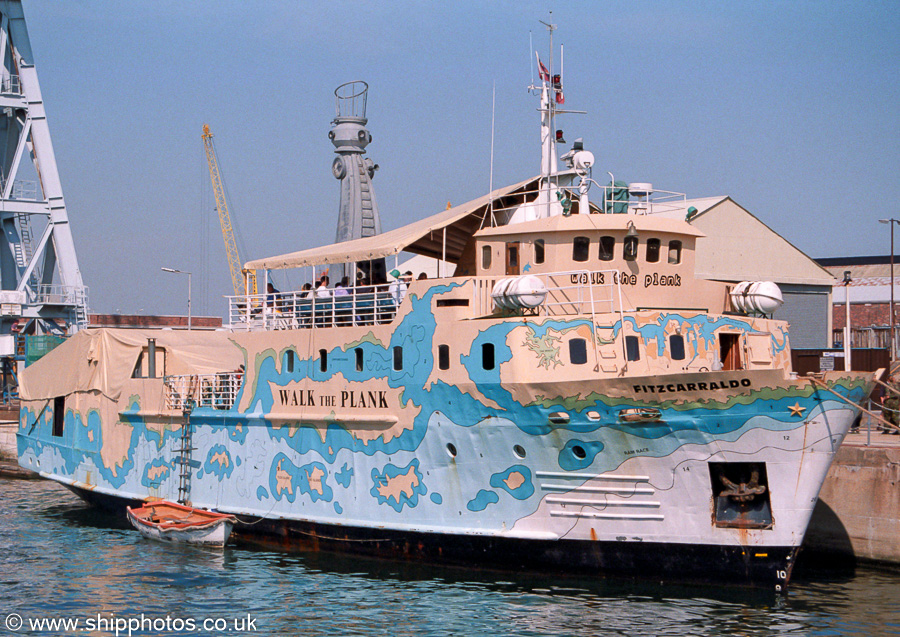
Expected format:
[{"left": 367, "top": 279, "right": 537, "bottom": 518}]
[
  {"left": 529, "top": 31, "right": 534, "bottom": 87},
  {"left": 484, "top": 82, "right": 497, "bottom": 229}
]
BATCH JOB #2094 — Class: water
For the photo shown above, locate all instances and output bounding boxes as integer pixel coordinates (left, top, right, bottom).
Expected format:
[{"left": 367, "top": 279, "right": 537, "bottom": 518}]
[{"left": 2, "top": 477, "right": 899, "bottom": 637}]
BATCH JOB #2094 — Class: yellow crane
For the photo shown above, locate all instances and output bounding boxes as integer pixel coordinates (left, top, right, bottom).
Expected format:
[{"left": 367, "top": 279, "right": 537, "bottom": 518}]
[{"left": 202, "top": 124, "right": 256, "bottom": 295}]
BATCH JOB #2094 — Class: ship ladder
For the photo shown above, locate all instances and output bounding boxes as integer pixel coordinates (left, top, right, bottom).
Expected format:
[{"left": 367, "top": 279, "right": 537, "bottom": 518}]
[{"left": 175, "top": 399, "right": 195, "bottom": 505}]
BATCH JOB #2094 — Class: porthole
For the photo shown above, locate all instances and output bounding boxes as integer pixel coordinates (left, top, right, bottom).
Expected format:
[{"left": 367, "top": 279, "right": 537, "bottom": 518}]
[
  {"left": 513, "top": 444, "right": 526, "bottom": 459},
  {"left": 446, "top": 443, "right": 458, "bottom": 458},
  {"left": 586, "top": 411, "right": 601, "bottom": 421},
  {"left": 572, "top": 445, "right": 587, "bottom": 460},
  {"left": 549, "top": 412, "right": 570, "bottom": 425}
]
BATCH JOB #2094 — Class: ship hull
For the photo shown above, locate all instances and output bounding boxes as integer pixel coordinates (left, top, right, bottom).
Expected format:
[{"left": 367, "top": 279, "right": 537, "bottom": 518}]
[
  {"left": 63, "top": 482, "right": 796, "bottom": 589},
  {"left": 15, "top": 310, "right": 877, "bottom": 592}
]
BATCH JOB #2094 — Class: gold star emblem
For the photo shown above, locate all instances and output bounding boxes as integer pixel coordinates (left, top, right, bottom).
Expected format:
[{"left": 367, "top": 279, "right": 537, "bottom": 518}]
[{"left": 788, "top": 402, "right": 806, "bottom": 417}]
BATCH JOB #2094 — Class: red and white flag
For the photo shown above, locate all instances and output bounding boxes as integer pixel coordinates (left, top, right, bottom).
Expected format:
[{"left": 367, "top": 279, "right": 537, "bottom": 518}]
[{"left": 537, "top": 55, "right": 550, "bottom": 81}]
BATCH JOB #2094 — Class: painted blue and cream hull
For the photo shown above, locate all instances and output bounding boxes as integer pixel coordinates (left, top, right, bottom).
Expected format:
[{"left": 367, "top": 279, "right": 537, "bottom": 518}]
[{"left": 16, "top": 292, "right": 873, "bottom": 590}]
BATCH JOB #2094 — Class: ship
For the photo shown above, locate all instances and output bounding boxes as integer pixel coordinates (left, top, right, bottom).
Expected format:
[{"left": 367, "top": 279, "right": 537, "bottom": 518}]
[{"left": 16, "top": 31, "right": 877, "bottom": 591}]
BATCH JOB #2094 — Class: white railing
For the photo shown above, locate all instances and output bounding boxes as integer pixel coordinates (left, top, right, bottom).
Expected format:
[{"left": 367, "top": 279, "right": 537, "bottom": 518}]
[
  {"left": 227, "top": 282, "right": 402, "bottom": 331},
  {"left": 1, "top": 74, "right": 21, "bottom": 95},
  {"left": 164, "top": 372, "right": 242, "bottom": 411},
  {"left": 475, "top": 269, "right": 624, "bottom": 318},
  {"left": 0, "top": 179, "right": 38, "bottom": 200},
  {"left": 482, "top": 182, "right": 687, "bottom": 220},
  {"left": 32, "top": 284, "right": 88, "bottom": 306}
]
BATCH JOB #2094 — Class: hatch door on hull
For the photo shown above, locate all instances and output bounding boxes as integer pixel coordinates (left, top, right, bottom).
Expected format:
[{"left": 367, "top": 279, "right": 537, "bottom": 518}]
[
  {"left": 506, "top": 242, "right": 520, "bottom": 276},
  {"left": 719, "top": 333, "right": 742, "bottom": 371}
]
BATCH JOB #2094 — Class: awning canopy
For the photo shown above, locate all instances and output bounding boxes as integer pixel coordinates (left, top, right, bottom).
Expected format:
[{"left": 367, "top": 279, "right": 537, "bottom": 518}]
[{"left": 245, "top": 176, "right": 540, "bottom": 270}]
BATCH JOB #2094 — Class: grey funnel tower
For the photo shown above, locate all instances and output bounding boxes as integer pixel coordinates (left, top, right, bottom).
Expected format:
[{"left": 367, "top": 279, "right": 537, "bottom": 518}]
[{"left": 330, "top": 81, "right": 381, "bottom": 283}]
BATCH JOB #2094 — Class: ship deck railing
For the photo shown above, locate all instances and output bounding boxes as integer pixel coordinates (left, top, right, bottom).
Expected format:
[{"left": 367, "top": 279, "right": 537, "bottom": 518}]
[
  {"left": 163, "top": 372, "right": 242, "bottom": 411},
  {"left": 474, "top": 269, "right": 624, "bottom": 318},
  {"left": 227, "top": 282, "right": 401, "bottom": 331}
]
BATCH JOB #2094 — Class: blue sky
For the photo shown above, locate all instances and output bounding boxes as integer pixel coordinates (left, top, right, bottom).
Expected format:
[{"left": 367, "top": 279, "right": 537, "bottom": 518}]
[{"left": 23, "top": 0, "right": 900, "bottom": 317}]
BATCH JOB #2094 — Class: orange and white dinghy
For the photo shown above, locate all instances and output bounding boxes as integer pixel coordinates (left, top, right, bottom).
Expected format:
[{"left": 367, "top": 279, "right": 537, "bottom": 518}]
[{"left": 126, "top": 500, "right": 237, "bottom": 547}]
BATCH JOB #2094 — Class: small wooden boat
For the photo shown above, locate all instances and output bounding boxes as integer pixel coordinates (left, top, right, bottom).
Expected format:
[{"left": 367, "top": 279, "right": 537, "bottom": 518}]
[{"left": 126, "top": 500, "right": 237, "bottom": 547}]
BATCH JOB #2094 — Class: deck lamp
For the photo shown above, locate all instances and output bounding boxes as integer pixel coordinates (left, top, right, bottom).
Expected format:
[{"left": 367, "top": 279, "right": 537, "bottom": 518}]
[{"left": 162, "top": 267, "right": 192, "bottom": 331}]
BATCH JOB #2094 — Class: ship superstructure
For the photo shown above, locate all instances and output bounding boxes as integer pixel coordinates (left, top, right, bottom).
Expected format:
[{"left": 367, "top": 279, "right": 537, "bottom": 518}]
[{"left": 17, "top": 25, "right": 877, "bottom": 591}]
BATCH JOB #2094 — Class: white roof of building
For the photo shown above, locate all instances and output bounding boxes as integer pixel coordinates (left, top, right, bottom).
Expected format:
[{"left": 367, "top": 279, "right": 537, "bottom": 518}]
[{"left": 654, "top": 196, "right": 835, "bottom": 287}]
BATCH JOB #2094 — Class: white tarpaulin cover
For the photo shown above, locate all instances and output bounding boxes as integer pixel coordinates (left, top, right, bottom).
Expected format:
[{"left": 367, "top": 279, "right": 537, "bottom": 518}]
[{"left": 19, "top": 328, "right": 243, "bottom": 401}]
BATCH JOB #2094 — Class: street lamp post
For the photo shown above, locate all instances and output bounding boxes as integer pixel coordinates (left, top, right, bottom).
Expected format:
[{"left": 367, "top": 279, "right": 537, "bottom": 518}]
[
  {"left": 843, "top": 270, "right": 852, "bottom": 371},
  {"left": 879, "top": 218, "right": 898, "bottom": 360},
  {"left": 161, "top": 267, "right": 192, "bottom": 330}
]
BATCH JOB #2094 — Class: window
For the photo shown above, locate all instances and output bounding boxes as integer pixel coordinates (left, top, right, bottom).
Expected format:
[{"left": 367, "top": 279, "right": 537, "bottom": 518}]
[
  {"left": 481, "top": 245, "right": 492, "bottom": 270},
  {"left": 573, "top": 236, "right": 590, "bottom": 262},
  {"left": 355, "top": 347, "right": 363, "bottom": 372},
  {"left": 669, "top": 334, "right": 685, "bottom": 360},
  {"left": 569, "top": 338, "right": 587, "bottom": 365},
  {"left": 286, "top": 350, "right": 295, "bottom": 373},
  {"left": 393, "top": 346, "right": 403, "bottom": 371},
  {"left": 624, "top": 236, "right": 638, "bottom": 261},
  {"left": 598, "top": 236, "right": 615, "bottom": 261},
  {"left": 646, "top": 238, "right": 661, "bottom": 263},
  {"left": 668, "top": 240, "right": 682, "bottom": 264},
  {"left": 625, "top": 335, "right": 640, "bottom": 361},
  {"left": 534, "top": 239, "right": 545, "bottom": 264},
  {"left": 319, "top": 349, "right": 328, "bottom": 372},
  {"left": 482, "top": 343, "right": 495, "bottom": 370},
  {"left": 438, "top": 344, "right": 450, "bottom": 370},
  {"left": 52, "top": 396, "right": 65, "bottom": 437}
]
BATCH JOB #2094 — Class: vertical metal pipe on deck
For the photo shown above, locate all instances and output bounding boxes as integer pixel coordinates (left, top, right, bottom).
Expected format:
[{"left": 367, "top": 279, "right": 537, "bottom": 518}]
[{"left": 147, "top": 338, "right": 156, "bottom": 378}]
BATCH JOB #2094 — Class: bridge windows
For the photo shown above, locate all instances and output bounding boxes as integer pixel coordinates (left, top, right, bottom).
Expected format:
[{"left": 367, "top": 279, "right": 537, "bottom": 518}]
[
  {"left": 573, "top": 236, "right": 590, "bottom": 262},
  {"left": 668, "top": 240, "right": 682, "bottom": 264},
  {"left": 355, "top": 347, "right": 363, "bottom": 372},
  {"left": 646, "top": 238, "right": 661, "bottom": 263},
  {"left": 598, "top": 236, "right": 615, "bottom": 261},
  {"left": 534, "top": 239, "right": 545, "bottom": 264},
  {"left": 438, "top": 344, "right": 450, "bottom": 370},
  {"left": 393, "top": 346, "right": 403, "bottom": 371},
  {"left": 319, "top": 349, "right": 328, "bottom": 372}
]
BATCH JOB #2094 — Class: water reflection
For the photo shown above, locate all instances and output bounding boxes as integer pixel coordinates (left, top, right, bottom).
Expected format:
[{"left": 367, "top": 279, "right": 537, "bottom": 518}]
[{"left": 1, "top": 478, "right": 898, "bottom": 637}]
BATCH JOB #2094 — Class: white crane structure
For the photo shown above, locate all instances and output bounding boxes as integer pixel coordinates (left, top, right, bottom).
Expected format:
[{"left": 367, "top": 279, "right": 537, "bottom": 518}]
[{"left": 0, "top": 0, "right": 87, "bottom": 344}]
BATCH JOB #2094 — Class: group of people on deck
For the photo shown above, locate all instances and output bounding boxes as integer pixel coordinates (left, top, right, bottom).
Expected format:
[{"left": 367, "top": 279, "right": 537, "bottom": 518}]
[{"left": 261, "top": 268, "right": 427, "bottom": 327}]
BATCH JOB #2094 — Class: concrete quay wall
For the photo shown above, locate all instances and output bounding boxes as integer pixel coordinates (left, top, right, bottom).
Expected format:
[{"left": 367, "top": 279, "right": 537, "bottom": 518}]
[
  {"left": 804, "top": 436, "right": 900, "bottom": 564},
  {"left": 0, "top": 421, "right": 17, "bottom": 460}
]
